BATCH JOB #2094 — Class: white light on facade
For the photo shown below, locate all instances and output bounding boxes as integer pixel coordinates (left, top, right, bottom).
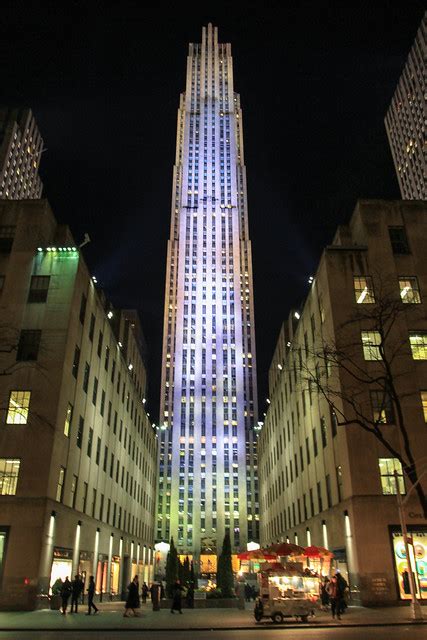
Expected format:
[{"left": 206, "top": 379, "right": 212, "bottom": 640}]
[
  {"left": 107, "top": 311, "right": 113, "bottom": 319},
  {"left": 294, "top": 311, "right": 300, "bottom": 320}
]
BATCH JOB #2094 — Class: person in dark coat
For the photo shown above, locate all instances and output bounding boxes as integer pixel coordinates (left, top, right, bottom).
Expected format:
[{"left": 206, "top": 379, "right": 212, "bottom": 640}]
[
  {"left": 70, "top": 574, "right": 84, "bottom": 613},
  {"left": 170, "top": 579, "right": 184, "bottom": 614},
  {"left": 141, "top": 582, "right": 149, "bottom": 603},
  {"left": 244, "top": 582, "right": 252, "bottom": 602},
  {"left": 60, "top": 577, "right": 72, "bottom": 614},
  {"left": 336, "top": 572, "right": 348, "bottom": 615},
  {"left": 86, "top": 575, "right": 99, "bottom": 615},
  {"left": 124, "top": 576, "right": 140, "bottom": 617},
  {"left": 320, "top": 576, "right": 330, "bottom": 610},
  {"left": 186, "top": 584, "right": 194, "bottom": 609}
]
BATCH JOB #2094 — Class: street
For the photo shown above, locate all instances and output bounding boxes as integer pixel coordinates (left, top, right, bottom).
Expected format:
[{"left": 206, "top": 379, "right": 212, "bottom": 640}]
[{"left": 0, "top": 628, "right": 426, "bottom": 640}]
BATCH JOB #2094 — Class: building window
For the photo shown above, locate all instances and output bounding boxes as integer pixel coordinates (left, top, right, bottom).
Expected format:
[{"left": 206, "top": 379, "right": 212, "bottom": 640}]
[
  {"left": 361, "top": 331, "right": 382, "bottom": 361},
  {"left": 64, "top": 403, "right": 73, "bottom": 436},
  {"left": 56, "top": 467, "right": 66, "bottom": 502},
  {"left": 79, "top": 294, "right": 87, "bottom": 324},
  {"left": 353, "top": 276, "right": 375, "bottom": 304},
  {"left": 16, "top": 330, "right": 41, "bottom": 361},
  {"left": 89, "top": 314, "right": 95, "bottom": 341},
  {"left": 6, "top": 391, "right": 31, "bottom": 424},
  {"left": 28, "top": 276, "right": 50, "bottom": 303},
  {"left": 77, "top": 416, "right": 84, "bottom": 448},
  {"left": 420, "top": 392, "right": 427, "bottom": 423},
  {"left": 320, "top": 416, "right": 327, "bottom": 448},
  {"left": 370, "top": 390, "right": 395, "bottom": 424},
  {"left": 399, "top": 277, "right": 421, "bottom": 304},
  {"left": 72, "top": 345, "right": 80, "bottom": 379},
  {"left": 83, "top": 362, "right": 90, "bottom": 392},
  {"left": 70, "top": 475, "right": 78, "bottom": 508},
  {"left": 389, "top": 227, "right": 410, "bottom": 254},
  {"left": 0, "top": 225, "right": 16, "bottom": 252},
  {"left": 378, "top": 458, "right": 405, "bottom": 495},
  {"left": 87, "top": 428, "right": 93, "bottom": 457},
  {"left": 409, "top": 332, "right": 427, "bottom": 360},
  {"left": 0, "top": 275, "right": 4, "bottom": 294},
  {"left": 0, "top": 459, "right": 20, "bottom": 495}
]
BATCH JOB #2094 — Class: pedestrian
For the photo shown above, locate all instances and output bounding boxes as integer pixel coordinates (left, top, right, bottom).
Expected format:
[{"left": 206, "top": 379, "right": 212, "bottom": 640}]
[
  {"left": 336, "top": 572, "right": 348, "bottom": 616},
  {"left": 141, "top": 581, "right": 149, "bottom": 604},
  {"left": 244, "top": 582, "right": 251, "bottom": 602},
  {"left": 159, "top": 581, "right": 165, "bottom": 600},
  {"left": 60, "top": 576, "right": 72, "bottom": 615},
  {"left": 86, "top": 575, "right": 99, "bottom": 615},
  {"left": 170, "top": 579, "right": 184, "bottom": 614},
  {"left": 320, "top": 576, "right": 330, "bottom": 610},
  {"left": 326, "top": 575, "right": 341, "bottom": 620},
  {"left": 186, "top": 583, "right": 194, "bottom": 609},
  {"left": 70, "top": 574, "right": 84, "bottom": 613},
  {"left": 124, "top": 575, "right": 140, "bottom": 617},
  {"left": 150, "top": 582, "right": 160, "bottom": 611}
]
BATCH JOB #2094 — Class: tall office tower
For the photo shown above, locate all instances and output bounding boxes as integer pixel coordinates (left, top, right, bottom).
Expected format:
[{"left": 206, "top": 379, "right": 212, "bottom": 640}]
[
  {"left": 384, "top": 12, "right": 426, "bottom": 199},
  {"left": 157, "top": 24, "right": 259, "bottom": 565},
  {"left": 0, "top": 107, "right": 44, "bottom": 200}
]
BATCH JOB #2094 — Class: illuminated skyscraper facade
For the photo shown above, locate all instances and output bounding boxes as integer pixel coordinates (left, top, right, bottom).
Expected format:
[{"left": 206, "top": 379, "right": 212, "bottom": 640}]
[
  {"left": 384, "top": 12, "right": 426, "bottom": 199},
  {"left": 157, "top": 24, "right": 259, "bottom": 559}
]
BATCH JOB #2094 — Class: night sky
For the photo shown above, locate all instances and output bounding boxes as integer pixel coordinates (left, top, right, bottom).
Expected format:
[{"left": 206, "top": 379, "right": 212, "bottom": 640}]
[{"left": 1, "top": 1, "right": 424, "bottom": 422}]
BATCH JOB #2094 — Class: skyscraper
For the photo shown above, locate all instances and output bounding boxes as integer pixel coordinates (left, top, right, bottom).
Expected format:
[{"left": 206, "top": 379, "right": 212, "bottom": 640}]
[
  {"left": 157, "top": 24, "right": 259, "bottom": 563},
  {"left": 0, "top": 107, "right": 44, "bottom": 200},
  {"left": 384, "top": 12, "right": 426, "bottom": 200}
]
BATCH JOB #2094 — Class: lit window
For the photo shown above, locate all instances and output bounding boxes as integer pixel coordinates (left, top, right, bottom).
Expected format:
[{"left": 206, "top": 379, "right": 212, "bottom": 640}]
[
  {"left": 64, "top": 403, "right": 73, "bottom": 437},
  {"left": 361, "top": 331, "right": 382, "bottom": 360},
  {"left": 354, "top": 276, "right": 375, "bottom": 304},
  {"left": 421, "top": 392, "right": 427, "bottom": 423},
  {"left": 409, "top": 332, "right": 427, "bottom": 360},
  {"left": 378, "top": 458, "right": 405, "bottom": 495},
  {"left": 399, "top": 277, "right": 421, "bottom": 304},
  {"left": 370, "top": 390, "right": 395, "bottom": 424},
  {"left": 0, "top": 459, "right": 20, "bottom": 495},
  {"left": 56, "top": 467, "right": 66, "bottom": 502},
  {"left": 6, "top": 391, "right": 31, "bottom": 424}
]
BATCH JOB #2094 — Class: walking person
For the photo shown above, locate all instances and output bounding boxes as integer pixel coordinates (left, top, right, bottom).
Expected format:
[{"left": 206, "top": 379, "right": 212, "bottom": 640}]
[
  {"left": 141, "top": 581, "right": 149, "bottom": 604},
  {"left": 86, "top": 575, "right": 99, "bottom": 615},
  {"left": 327, "top": 575, "right": 341, "bottom": 620},
  {"left": 60, "top": 576, "right": 72, "bottom": 615},
  {"left": 124, "top": 575, "right": 140, "bottom": 617},
  {"left": 320, "top": 576, "right": 330, "bottom": 611},
  {"left": 336, "top": 572, "right": 348, "bottom": 616},
  {"left": 170, "top": 579, "right": 184, "bottom": 614},
  {"left": 186, "top": 583, "right": 194, "bottom": 609},
  {"left": 70, "top": 574, "right": 84, "bottom": 613}
]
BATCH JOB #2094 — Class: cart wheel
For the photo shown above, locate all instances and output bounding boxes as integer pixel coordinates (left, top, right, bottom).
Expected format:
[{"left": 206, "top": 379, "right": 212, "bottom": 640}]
[
  {"left": 301, "top": 615, "right": 309, "bottom": 623},
  {"left": 272, "top": 612, "right": 284, "bottom": 623}
]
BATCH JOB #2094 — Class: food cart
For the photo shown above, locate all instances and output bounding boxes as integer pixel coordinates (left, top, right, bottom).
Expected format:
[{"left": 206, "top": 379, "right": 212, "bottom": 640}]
[{"left": 254, "top": 562, "right": 320, "bottom": 623}]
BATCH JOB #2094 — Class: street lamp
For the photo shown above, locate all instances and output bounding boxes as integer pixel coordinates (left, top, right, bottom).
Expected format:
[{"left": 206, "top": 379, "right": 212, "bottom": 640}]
[{"left": 394, "top": 467, "right": 427, "bottom": 621}]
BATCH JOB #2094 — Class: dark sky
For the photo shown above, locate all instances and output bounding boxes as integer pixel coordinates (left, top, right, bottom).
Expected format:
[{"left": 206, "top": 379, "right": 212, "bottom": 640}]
[{"left": 1, "top": 1, "right": 424, "bottom": 422}]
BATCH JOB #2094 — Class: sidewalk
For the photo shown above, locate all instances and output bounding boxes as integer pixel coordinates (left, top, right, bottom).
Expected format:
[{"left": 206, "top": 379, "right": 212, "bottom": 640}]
[{"left": 0, "top": 601, "right": 425, "bottom": 631}]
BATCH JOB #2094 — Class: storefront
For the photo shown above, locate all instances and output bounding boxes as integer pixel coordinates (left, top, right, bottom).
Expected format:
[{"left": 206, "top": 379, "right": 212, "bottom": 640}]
[
  {"left": 50, "top": 547, "right": 73, "bottom": 593},
  {"left": 95, "top": 554, "right": 108, "bottom": 595},
  {"left": 78, "top": 551, "right": 92, "bottom": 591},
  {"left": 110, "top": 555, "right": 121, "bottom": 597},
  {"left": 391, "top": 526, "right": 427, "bottom": 600}
]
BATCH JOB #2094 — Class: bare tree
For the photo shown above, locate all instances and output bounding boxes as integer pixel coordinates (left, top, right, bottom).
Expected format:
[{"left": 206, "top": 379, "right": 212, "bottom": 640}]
[{"left": 302, "top": 281, "right": 427, "bottom": 518}]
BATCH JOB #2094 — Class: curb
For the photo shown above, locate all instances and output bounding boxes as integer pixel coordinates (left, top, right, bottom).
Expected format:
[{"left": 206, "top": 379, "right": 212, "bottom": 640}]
[{"left": 0, "top": 621, "right": 425, "bottom": 632}]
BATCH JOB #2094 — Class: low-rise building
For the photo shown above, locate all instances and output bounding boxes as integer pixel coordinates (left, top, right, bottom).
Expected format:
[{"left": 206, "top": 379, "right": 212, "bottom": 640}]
[
  {"left": 0, "top": 199, "right": 157, "bottom": 610},
  {"left": 258, "top": 200, "right": 427, "bottom": 605}
]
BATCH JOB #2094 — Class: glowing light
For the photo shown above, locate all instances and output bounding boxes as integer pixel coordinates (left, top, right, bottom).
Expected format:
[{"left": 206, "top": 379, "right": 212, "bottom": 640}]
[
  {"left": 294, "top": 311, "right": 300, "bottom": 320},
  {"left": 277, "top": 363, "right": 283, "bottom": 370},
  {"left": 118, "top": 342, "right": 123, "bottom": 348},
  {"left": 107, "top": 311, "right": 113, "bottom": 319},
  {"left": 37, "top": 247, "right": 43, "bottom": 252}
]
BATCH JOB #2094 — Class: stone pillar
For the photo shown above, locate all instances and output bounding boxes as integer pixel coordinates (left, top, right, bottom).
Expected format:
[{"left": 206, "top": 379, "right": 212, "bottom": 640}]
[
  {"left": 106, "top": 533, "right": 113, "bottom": 596},
  {"left": 37, "top": 510, "right": 56, "bottom": 597},
  {"left": 92, "top": 528, "right": 100, "bottom": 577},
  {"left": 72, "top": 521, "right": 82, "bottom": 577}
]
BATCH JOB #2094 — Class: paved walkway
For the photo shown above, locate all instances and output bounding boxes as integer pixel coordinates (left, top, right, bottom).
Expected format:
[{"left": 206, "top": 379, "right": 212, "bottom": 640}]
[{"left": 0, "top": 601, "right": 425, "bottom": 631}]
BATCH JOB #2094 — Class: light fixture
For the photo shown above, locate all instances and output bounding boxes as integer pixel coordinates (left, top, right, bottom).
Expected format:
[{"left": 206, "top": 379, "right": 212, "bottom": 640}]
[
  {"left": 128, "top": 363, "right": 133, "bottom": 371},
  {"left": 37, "top": 247, "right": 43, "bottom": 252},
  {"left": 118, "top": 341, "right": 123, "bottom": 348},
  {"left": 287, "top": 341, "right": 291, "bottom": 347},
  {"left": 277, "top": 363, "right": 283, "bottom": 370},
  {"left": 107, "top": 311, "right": 113, "bottom": 319},
  {"left": 142, "top": 398, "right": 146, "bottom": 404},
  {"left": 308, "top": 276, "right": 314, "bottom": 284},
  {"left": 266, "top": 398, "right": 270, "bottom": 404},
  {"left": 294, "top": 311, "right": 300, "bottom": 320},
  {"left": 92, "top": 276, "right": 98, "bottom": 284}
]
